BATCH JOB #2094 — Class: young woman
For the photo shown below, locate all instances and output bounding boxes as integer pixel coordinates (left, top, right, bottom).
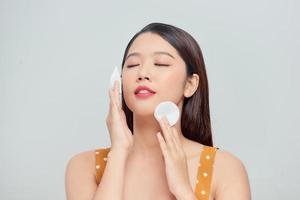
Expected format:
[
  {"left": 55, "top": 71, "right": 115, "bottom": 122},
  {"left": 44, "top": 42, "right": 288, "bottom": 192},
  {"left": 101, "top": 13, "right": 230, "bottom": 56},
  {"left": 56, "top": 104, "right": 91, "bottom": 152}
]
[{"left": 65, "top": 22, "right": 251, "bottom": 200}]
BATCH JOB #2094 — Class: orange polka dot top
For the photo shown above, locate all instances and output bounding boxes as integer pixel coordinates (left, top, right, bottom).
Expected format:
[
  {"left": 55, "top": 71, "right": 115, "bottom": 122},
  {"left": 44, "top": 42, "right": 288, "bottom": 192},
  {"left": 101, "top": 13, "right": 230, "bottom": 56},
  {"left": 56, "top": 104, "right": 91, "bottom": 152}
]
[{"left": 94, "top": 145, "right": 218, "bottom": 200}]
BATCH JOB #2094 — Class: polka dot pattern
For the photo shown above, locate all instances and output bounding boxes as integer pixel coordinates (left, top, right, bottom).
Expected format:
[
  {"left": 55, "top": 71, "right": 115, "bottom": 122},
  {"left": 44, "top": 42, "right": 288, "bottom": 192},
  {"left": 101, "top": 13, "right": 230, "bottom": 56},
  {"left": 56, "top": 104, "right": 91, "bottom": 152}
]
[
  {"left": 94, "top": 148, "right": 111, "bottom": 184},
  {"left": 194, "top": 145, "right": 218, "bottom": 200}
]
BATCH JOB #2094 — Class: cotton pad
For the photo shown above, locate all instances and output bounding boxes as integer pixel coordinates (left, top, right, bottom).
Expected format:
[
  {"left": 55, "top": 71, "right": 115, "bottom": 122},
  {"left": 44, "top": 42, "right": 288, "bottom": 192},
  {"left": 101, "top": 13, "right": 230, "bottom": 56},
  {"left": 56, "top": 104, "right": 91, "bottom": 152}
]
[
  {"left": 109, "top": 66, "right": 122, "bottom": 101},
  {"left": 154, "top": 101, "right": 180, "bottom": 126}
]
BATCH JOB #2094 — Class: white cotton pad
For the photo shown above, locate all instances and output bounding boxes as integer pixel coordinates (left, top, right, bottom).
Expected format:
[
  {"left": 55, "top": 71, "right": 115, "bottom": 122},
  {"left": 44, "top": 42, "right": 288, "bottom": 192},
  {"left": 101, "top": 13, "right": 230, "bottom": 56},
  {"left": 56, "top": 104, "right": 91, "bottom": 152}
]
[
  {"left": 109, "top": 66, "right": 122, "bottom": 93},
  {"left": 154, "top": 101, "right": 180, "bottom": 126}
]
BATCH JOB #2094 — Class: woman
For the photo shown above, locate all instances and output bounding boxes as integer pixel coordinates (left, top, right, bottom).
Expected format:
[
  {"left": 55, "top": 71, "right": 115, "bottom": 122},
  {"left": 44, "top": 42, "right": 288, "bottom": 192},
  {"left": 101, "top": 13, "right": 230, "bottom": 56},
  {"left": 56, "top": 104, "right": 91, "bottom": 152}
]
[{"left": 65, "top": 22, "right": 251, "bottom": 200}]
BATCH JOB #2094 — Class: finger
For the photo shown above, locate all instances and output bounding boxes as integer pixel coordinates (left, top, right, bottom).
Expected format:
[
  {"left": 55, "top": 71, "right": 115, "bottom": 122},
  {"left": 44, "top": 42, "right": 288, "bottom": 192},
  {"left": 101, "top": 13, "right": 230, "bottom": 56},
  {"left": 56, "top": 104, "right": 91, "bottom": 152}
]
[
  {"left": 108, "top": 88, "right": 115, "bottom": 115},
  {"left": 119, "top": 110, "right": 131, "bottom": 137},
  {"left": 170, "top": 127, "right": 182, "bottom": 150},
  {"left": 156, "top": 132, "right": 168, "bottom": 158},
  {"left": 109, "top": 88, "right": 121, "bottom": 120},
  {"left": 108, "top": 89, "right": 112, "bottom": 114},
  {"left": 163, "top": 119, "right": 180, "bottom": 153},
  {"left": 163, "top": 118, "right": 182, "bottom": 155},
  {"left": 109, "top": 88, "right": 115, "bottom": 108},
  {"left": 159, "top": 116, "right": 175, "bottom": 150},
  {"left": 114, "top": 80, "right": 121, "bottom": 110},
  {"left": 112, "top": 82, "right": 127, "bottom": 130}
]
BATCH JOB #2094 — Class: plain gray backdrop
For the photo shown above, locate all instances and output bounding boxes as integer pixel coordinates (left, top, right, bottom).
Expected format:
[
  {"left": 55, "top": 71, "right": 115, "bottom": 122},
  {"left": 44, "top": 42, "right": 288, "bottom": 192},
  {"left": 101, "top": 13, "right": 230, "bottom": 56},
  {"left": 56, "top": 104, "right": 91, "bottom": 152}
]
[{"left": 1, "top": 0, "right": 299, "bottom": 199}]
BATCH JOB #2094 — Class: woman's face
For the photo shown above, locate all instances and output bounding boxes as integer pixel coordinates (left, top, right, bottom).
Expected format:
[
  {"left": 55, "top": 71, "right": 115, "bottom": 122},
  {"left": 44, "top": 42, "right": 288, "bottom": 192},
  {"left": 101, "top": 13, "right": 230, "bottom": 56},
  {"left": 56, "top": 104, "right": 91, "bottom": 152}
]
[{"left": 121, "top": 32, "right": 189, "bottom": 117}]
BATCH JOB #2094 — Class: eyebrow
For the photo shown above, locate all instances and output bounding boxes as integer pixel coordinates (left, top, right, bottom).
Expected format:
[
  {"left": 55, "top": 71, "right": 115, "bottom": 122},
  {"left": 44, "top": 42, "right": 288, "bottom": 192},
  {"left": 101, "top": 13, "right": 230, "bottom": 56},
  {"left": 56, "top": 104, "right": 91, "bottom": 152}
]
[{"left": 125, "top": 51, "right": 175, "bottom": 60}]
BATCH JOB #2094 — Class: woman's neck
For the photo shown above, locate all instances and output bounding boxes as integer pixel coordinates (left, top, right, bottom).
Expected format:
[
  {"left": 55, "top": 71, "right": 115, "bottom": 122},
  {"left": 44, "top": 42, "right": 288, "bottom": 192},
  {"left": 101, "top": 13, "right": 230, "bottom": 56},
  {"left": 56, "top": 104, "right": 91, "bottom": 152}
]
[{"left": 129, "top": 114, "right": 186, "bottom": 160}]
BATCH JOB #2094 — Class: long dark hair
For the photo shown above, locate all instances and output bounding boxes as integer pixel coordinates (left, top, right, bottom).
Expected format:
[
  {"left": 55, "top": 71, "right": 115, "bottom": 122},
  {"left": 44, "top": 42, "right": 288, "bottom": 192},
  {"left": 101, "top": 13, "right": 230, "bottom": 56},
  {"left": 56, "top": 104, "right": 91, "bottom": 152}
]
[{"left": 120, "top": 22, "right": 213, "bottom": 146}]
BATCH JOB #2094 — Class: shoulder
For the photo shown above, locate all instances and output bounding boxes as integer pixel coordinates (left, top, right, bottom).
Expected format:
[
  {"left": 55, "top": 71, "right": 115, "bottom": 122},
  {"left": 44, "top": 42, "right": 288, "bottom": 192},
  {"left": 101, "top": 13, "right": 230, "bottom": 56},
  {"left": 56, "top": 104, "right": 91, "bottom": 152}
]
[
  {"left": 66, "top": 150, "right": 96, "bottom": 167},
  {"left": 214, "top": 149, "right": 247, "bottom": 172},
  {"left": 212, "top": 148, "right": 251, "bottom": 200},
  {"left": 65, "top": 147, "right": 110, "bottom": 177},
  {"left": 65, "top": 150, "right": 97, "bottom": 180},
  {"left": 66, "top": 147, "right": 110, "bottom": 169},
  {"left": 65, "top": 148, "right": 106, "bottom": 199}
]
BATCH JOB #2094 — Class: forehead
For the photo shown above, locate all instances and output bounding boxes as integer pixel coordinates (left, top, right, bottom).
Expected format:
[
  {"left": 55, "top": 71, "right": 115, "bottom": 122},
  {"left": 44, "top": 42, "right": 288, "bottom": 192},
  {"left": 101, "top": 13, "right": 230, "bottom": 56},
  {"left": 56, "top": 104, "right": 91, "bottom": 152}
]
[{"left": 127, "top": 32, "right": 181, "bottom": 58}]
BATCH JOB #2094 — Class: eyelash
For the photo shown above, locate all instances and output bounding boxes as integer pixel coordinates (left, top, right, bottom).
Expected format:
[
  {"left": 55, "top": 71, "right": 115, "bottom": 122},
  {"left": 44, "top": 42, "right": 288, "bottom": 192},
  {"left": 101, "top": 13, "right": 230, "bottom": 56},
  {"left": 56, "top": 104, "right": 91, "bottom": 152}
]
[{"left": 126, "top": 64, "right": 170, "bottom": 68}]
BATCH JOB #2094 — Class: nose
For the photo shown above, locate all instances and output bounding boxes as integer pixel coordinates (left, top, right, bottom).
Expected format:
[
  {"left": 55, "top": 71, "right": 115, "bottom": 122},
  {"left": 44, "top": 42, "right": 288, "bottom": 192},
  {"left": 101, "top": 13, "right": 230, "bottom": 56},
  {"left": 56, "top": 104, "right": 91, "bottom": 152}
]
[
  {"left": 137, "top": 65, "right": 151, "bottom": 82},
  {"left": 138, "top": 76, "right": 150, "bottom": 81}
]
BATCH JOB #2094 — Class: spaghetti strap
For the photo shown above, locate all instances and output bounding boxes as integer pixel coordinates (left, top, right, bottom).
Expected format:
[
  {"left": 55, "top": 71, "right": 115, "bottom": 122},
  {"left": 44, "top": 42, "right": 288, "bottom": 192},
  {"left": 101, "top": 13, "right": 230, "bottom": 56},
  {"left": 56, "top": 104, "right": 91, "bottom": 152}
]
[
  {"left": 194, "top": 145, "right": 218, "bottom": 200},
  {"left": 94, "top": 148, "right": 110, "bottom": 185}
]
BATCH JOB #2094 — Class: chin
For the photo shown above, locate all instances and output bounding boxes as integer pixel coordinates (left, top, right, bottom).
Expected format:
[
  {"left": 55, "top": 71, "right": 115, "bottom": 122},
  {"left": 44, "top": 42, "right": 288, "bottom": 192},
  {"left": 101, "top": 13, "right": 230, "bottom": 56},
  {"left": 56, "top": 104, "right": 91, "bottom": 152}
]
[
  {"left": 130, "top": 104, "right": 156, "bottom": 116},
  {"left": 125, "top": 98, "right": 158, "bottom": 116}
]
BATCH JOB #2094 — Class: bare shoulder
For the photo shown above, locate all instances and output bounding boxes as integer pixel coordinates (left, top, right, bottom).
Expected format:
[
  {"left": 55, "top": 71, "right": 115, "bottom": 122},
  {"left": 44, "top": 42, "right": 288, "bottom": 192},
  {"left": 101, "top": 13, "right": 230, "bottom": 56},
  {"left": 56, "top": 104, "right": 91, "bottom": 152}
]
[
  {"left": 213, "top": 148, "right": 251, "bottom": 200},
  {"left": 214, "top": 149, "right": 247, "bottom": 173},
  {"left": 65, "top": 149, "right": 98, "bottom": 200},
  {"left": 65, "top": 150, "right": 96, "bottom": 175}
]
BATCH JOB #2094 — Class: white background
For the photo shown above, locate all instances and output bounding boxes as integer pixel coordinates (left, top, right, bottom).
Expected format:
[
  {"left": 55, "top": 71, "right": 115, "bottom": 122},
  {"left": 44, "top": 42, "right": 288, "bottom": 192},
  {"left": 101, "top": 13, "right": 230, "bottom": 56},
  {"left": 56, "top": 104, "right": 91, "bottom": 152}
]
[{"left": 1, "top": 0, "right": 299, "bottom": 199}]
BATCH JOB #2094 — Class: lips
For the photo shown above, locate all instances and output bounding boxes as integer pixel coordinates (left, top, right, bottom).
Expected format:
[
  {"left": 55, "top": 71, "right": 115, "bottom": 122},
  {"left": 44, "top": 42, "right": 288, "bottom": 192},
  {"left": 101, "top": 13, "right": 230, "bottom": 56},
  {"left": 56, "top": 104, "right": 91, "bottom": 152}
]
[{"left": 134, "top": 86, "right": 156, "bottom": 94}]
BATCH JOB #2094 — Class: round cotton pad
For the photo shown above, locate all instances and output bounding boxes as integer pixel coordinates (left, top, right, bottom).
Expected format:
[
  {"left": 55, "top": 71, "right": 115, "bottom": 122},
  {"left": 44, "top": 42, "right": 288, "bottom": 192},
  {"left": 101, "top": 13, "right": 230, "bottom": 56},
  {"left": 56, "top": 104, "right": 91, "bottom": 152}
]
[
  {"left": 110, "top": 66, "right": 122, "bottom": 94},
  {"left": 154, "top": 101, "right": 180, "bottom": 126}
]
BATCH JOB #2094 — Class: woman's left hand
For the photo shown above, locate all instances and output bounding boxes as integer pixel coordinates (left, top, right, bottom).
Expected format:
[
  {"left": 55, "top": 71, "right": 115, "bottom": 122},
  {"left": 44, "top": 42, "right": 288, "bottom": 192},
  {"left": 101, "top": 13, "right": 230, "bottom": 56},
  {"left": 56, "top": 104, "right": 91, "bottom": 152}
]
[{"left": 156, "top": 116, "right": 196, "bottom": 200}]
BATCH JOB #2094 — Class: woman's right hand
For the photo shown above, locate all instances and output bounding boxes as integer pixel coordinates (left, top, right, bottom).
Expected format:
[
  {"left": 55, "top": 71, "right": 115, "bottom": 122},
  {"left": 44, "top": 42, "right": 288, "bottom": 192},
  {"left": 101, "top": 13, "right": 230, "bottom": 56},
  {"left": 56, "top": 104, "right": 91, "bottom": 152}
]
[{"left": 106, "top": 80, "right": 133, "bottom": 155}]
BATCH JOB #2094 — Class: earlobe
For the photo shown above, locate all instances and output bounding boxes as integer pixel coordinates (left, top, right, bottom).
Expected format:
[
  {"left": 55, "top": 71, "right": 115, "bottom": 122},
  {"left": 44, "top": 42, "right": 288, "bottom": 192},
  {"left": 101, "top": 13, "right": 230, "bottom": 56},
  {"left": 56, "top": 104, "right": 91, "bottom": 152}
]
[
  {"left": 184, "top": 92, "right": 192, "bottom": 98},
  {"left": 184, "top": 74, "right": 199, "bottom": 98},
  {"left": 184, "top": 85, "right": 192, "bottom": 98},
  {"left": 184, "top": 89, "right": 196, "bottom": 98}
]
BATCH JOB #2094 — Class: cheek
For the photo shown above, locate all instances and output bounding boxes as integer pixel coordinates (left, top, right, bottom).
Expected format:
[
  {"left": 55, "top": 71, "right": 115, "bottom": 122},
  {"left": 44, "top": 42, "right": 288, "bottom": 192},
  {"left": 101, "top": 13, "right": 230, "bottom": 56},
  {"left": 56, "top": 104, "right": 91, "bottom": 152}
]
[
  {"left": 121, "top": 72, "right": 134, "bottom": 102},
  {"left": 162, "top": 73, "right": 186, "bottom": 100},
  {"left": 121, "top": 70, "right": 132, "bottom": 87},
  {"left": 121, "top": 77, "right": 131, "bottom": 95},
  {"left": 165, "top": 68, "right": 186, "bottom": 87}
]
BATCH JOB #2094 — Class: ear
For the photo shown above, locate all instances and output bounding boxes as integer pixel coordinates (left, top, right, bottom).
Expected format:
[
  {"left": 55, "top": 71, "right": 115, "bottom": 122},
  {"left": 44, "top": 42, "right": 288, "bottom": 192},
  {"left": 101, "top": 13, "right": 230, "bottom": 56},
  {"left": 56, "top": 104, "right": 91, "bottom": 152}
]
[{"left": 184, "top": 74, "right": 199, "bottom": 98}]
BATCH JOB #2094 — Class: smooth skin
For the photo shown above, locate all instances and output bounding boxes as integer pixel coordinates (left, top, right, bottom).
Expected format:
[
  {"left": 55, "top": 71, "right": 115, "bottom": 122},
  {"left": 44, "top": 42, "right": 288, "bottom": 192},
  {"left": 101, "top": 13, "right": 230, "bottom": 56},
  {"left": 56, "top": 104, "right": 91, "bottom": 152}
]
[{"left": 65, "top": 32, "right": 251, "bottom": 200}]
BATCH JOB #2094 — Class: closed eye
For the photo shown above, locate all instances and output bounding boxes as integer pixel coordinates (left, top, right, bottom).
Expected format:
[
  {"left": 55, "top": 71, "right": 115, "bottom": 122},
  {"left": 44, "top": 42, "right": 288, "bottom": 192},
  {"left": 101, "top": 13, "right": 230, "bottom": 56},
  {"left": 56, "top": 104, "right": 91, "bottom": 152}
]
[
  {"left": 126, "top": 64, "right": 170, "bottom": 68},
  {"left": 155, "top": 63, "right": 170, "bottom": 67},
  {"left": 126, "top": 64, "right": 139, "bottom": 68}
]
